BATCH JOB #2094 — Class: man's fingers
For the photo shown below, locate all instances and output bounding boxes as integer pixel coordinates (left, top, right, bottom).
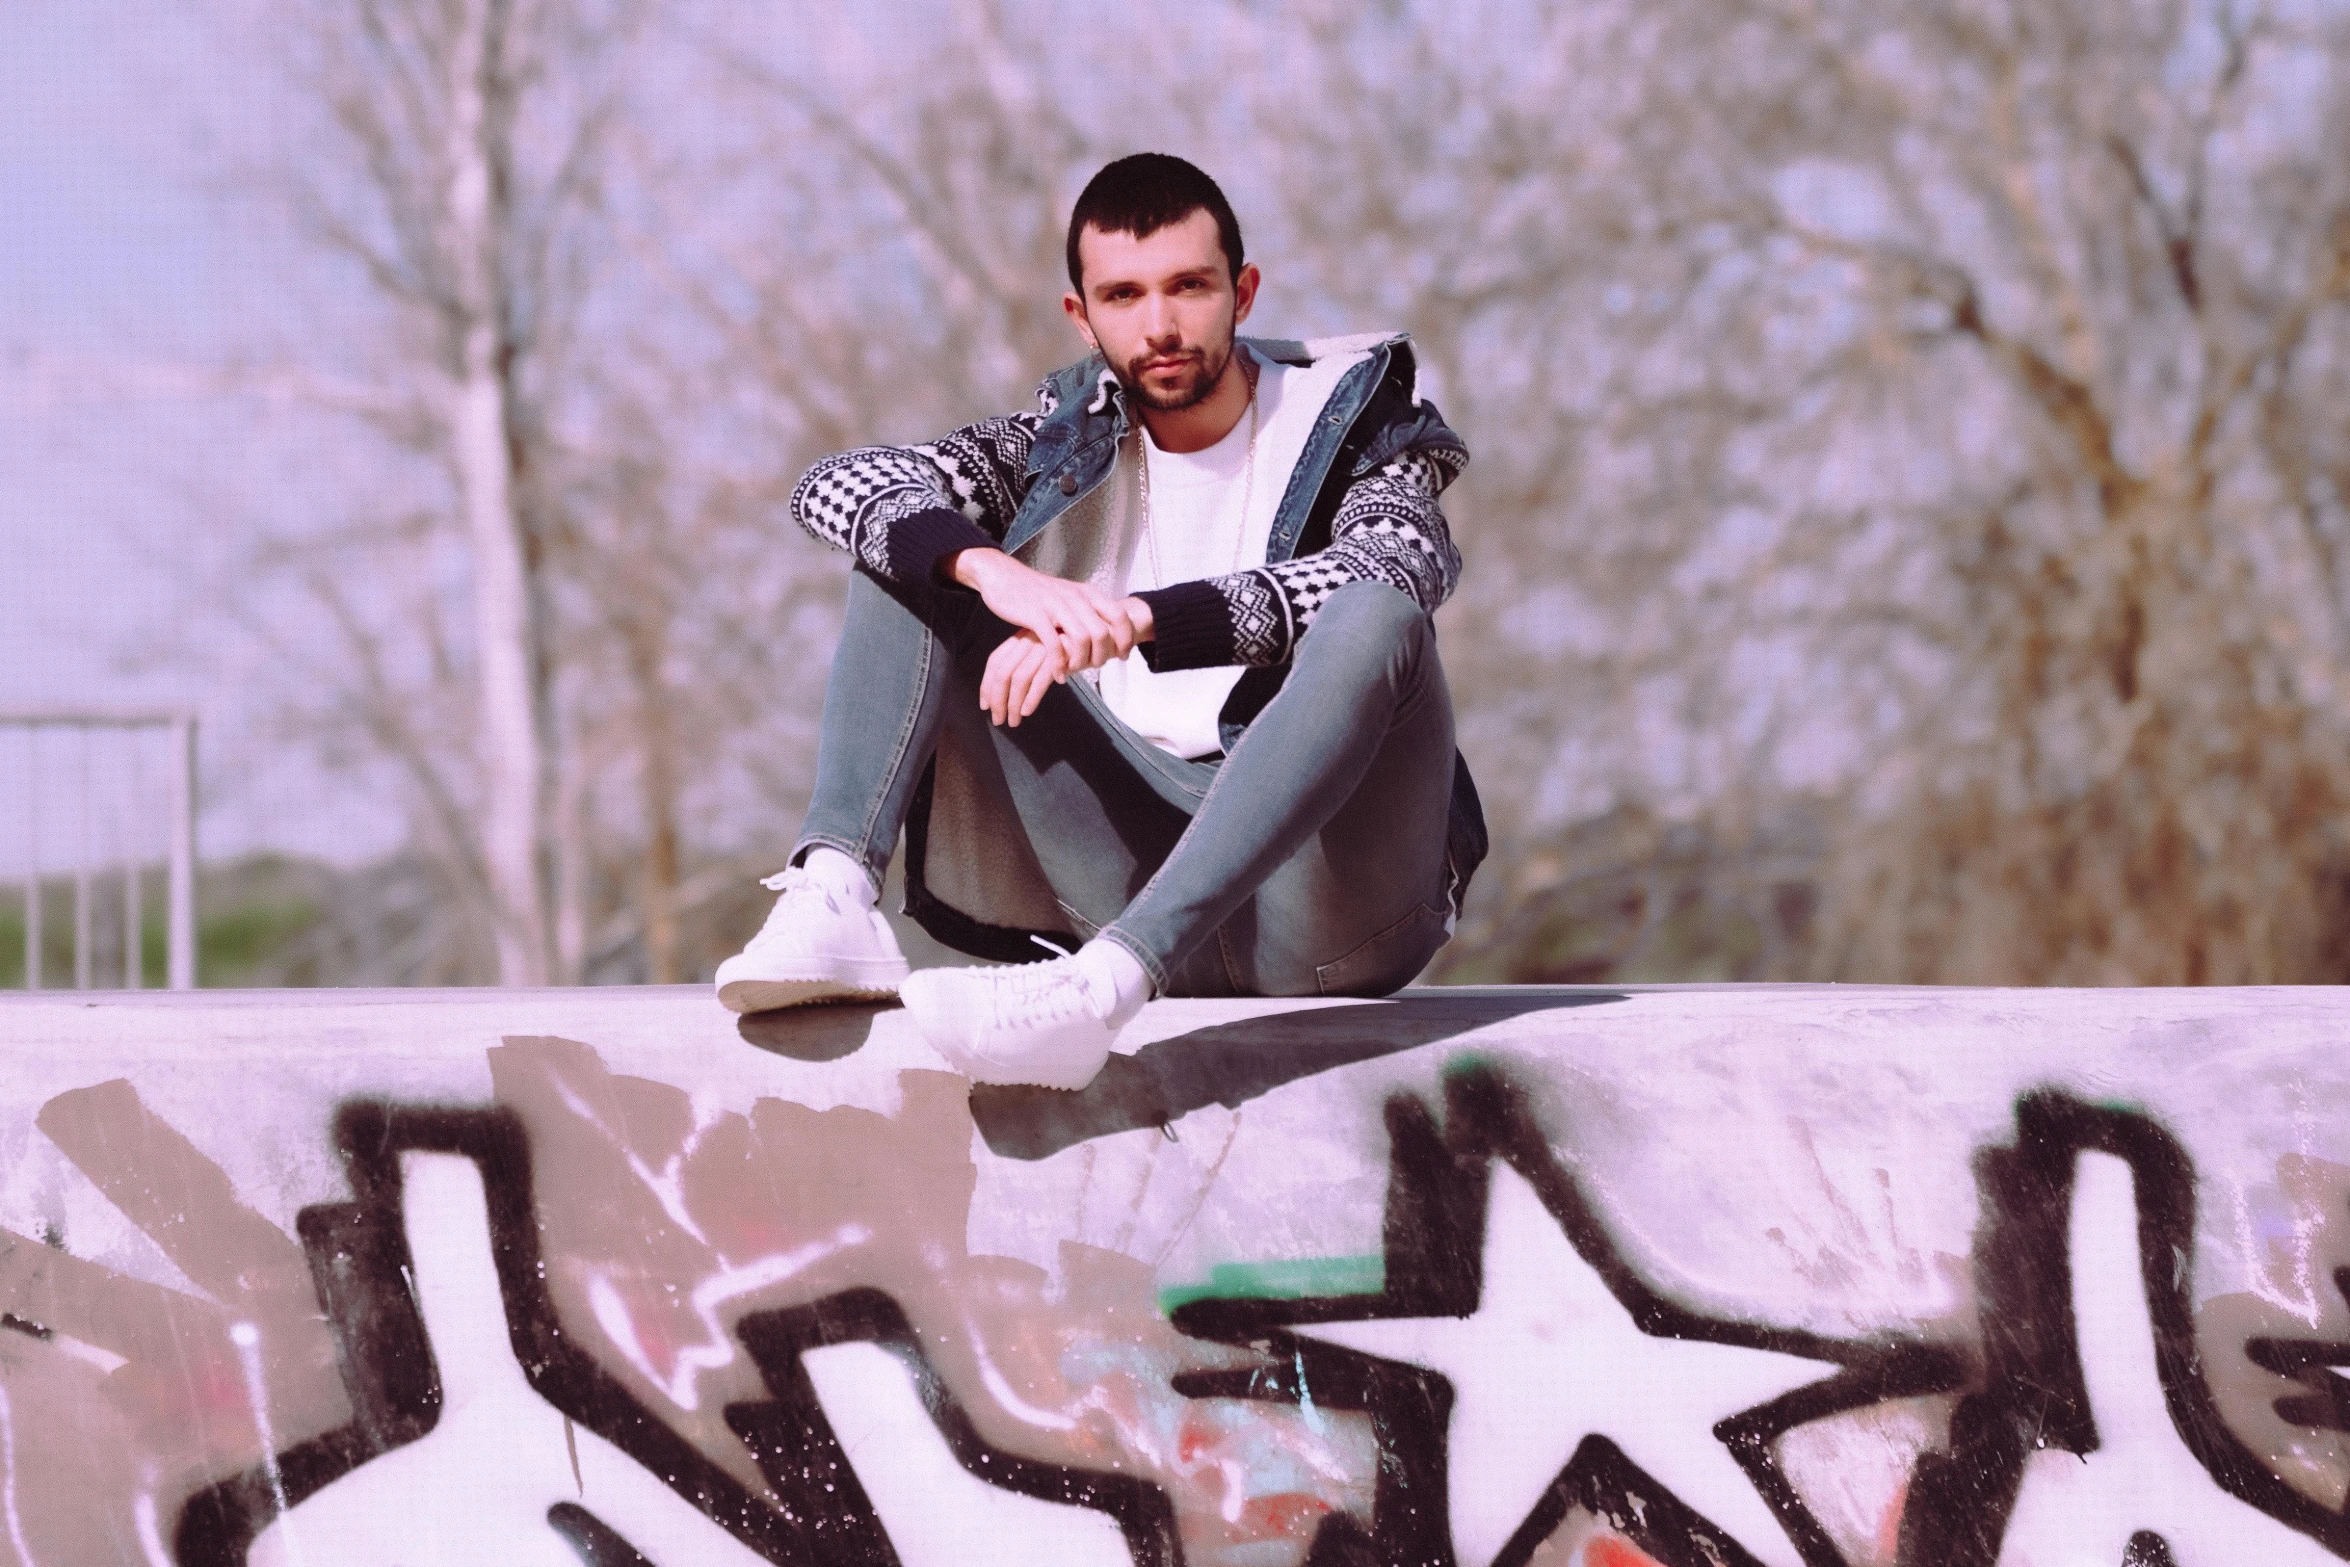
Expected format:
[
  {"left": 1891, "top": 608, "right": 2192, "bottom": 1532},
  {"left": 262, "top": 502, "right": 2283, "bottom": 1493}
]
[
  {"left": 980, "top": 653, "right": 1004, "bottom": 723},
  {"left": 1008, "top": 645, "right": 1057, "bottom": 726},
  {"left": 985, "top": 632, "right": 1061, "bottom": 727},
  {"left": 982, "top": 637, "right": 1032, "bottom": 725},
  {"left": 1081, "top": 586, "right": 1141, "bottom": 658},
  {"left": 1050, "top": 598, "right": 1115, "bottom": 672}
]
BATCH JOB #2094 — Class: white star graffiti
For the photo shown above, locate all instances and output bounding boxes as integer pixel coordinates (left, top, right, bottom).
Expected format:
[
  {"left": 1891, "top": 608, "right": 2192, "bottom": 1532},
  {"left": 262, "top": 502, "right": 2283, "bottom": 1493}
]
[{"left": 1294, "top": 1162, "right": 1837, "bottom": 1567}]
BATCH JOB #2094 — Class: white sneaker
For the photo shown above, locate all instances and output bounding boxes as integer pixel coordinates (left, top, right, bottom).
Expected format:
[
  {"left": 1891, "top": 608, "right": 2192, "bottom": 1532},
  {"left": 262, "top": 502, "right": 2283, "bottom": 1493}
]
[
  {"left": 714, "top": 869, "right": 910, "bottom": 1013},
  {"left": 899, "top": 956, "right": 1122, "bottom": 1090}
]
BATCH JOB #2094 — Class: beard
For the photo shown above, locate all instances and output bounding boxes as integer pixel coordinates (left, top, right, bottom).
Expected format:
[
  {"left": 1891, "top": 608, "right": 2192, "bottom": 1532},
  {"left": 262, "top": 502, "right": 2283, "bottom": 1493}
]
[{"left": 1115, "top": 332, "right": 1236, "bottom": 412}]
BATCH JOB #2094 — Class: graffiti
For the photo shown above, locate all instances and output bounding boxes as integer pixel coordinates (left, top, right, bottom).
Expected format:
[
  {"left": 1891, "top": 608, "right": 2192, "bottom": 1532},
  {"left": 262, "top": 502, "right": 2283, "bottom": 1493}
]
[
  {"left": 2249, "top": 1273, "right": 2350, "bottom": 1437},
  {"left": 1898, "top": 1094, "right": 2349, "bottom": 1565},
  {"left": 2, "top": 994, "right": 2350, "bottom": 1567},
  {"left": 1169, "top": 1065, "right": 1964, "bottom": 1567},
  {"left": 185, "top": 1110, "right": 1178, "bottom": 1566},
  {"left": 0, "top": 1041, "right": 1369, "bottom": 1566},
  {"left": 0, "top": 1080, "right": 349, "bottom": 1567}
]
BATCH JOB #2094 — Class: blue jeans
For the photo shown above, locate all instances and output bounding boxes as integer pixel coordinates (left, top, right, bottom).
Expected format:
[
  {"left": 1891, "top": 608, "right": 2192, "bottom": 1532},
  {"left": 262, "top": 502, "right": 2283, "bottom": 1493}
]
[{"left": 793, "top": 570, "right": 1459, "bottom": 997}]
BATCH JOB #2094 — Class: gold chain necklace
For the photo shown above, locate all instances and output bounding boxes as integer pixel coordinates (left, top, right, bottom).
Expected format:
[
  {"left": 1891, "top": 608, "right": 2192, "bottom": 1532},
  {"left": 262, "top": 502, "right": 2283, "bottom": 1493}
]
[{"left": 1140, "top": 362, "right": 1259, "bottom": 590}]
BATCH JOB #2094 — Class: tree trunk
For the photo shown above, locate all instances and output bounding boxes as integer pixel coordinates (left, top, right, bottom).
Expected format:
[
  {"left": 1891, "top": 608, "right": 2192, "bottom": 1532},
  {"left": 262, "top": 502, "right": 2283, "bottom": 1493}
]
[{"left": 446, "top": 0, "right": 551, "bottom": 986}]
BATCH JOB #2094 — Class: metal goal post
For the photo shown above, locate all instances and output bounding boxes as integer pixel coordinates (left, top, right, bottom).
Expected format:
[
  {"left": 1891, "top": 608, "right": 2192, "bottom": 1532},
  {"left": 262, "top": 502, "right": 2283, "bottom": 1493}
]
[{"left": 2, "top": 711, "right": 197, "bottom": 991}]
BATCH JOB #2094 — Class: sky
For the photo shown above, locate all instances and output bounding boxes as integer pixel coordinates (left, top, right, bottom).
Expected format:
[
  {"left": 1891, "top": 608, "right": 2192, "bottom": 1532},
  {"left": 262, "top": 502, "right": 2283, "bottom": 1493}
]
[
  {"left": 5, "top": 0, "right": 420, "bottom": 878},
  {"left": 4, "top": 0, "right": 224, "bottom": 699}
]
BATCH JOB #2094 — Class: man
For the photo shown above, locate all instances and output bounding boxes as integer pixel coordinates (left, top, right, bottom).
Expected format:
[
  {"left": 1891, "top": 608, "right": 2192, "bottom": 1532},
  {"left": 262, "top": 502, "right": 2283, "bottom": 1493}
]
[{"left": 715, "top": 153, "right": 1484, "bottom": 1090}]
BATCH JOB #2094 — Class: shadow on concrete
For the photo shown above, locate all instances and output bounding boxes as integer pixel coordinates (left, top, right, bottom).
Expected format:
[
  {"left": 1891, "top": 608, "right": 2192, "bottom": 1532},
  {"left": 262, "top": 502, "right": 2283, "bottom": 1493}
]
[
  {"left": 970, "top": 988, "right": 1627, "bottom": 1161},
  {"left": 736, "top": 1001, "right": 897, "bottom": 1062}
]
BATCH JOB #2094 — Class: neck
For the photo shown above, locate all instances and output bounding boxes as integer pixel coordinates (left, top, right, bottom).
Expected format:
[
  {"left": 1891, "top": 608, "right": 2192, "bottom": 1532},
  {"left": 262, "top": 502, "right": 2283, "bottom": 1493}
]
[{"left": 1137, "top": 348, "right": 1254, "bottom": 454}]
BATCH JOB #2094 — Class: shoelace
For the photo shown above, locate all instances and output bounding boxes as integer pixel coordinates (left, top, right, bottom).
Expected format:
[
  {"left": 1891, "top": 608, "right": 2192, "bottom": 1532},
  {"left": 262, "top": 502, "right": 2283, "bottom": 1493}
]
[
  {"left": 749, "top": 868, "right": 841, "bottom": 942},
  {"left": 982, "top": 960, "right": 1102, "bottom": 1026}
]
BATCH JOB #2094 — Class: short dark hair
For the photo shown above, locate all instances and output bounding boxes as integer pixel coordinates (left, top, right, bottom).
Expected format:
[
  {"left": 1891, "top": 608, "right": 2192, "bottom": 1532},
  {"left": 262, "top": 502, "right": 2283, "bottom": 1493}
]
[{"left": 1065, "top": 153, "right": 1245, "bottom": 292}]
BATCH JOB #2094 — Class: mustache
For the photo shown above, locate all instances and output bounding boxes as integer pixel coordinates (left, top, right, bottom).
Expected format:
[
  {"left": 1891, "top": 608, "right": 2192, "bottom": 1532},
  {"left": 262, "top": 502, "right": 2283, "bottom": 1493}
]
[{"left": 1126, "top": 348, "right": 1203, "bottom": 373}]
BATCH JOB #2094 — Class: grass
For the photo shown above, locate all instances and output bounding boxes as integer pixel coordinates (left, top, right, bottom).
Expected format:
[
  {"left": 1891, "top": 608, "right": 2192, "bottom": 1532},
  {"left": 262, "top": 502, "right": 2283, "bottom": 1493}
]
[{"left": 0, "top": 861, "right": 325, "bottom": 989}]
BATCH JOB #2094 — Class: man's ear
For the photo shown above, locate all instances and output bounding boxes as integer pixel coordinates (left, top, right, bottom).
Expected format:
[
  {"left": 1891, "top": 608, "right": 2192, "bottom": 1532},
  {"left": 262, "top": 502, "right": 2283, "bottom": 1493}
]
[
  {"left": 1062, "top": 291, "right": 1099, "bottom": 354},
  {"left": 1231, "top": 263, "right": 1261, "bottom": 328}
]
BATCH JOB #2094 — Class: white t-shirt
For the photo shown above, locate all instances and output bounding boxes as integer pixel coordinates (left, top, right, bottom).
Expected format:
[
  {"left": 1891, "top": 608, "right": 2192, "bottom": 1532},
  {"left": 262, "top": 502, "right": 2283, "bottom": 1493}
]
[{"left": 1093, "top": 347, "right": 1353, "bottom": 758}]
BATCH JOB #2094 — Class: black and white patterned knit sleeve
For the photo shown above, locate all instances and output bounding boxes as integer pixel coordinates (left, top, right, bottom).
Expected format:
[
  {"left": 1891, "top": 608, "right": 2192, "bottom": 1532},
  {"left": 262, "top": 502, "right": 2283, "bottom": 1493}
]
[
  {"left": 1137, "top": 445, "right": 1467, "bottom": 669},
  {"left": 788, "top": 389, "right": 1053, "bottom": 585}
]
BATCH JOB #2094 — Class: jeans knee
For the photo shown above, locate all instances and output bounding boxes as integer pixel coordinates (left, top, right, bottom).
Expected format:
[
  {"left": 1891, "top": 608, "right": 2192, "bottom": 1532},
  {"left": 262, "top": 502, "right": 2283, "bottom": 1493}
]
[
  {"left": 1296, "top": 581, "right": 1433, "bottom": 675},
  {"left": 1297, "top": 584, "right": 1419, "bottom": 657}
]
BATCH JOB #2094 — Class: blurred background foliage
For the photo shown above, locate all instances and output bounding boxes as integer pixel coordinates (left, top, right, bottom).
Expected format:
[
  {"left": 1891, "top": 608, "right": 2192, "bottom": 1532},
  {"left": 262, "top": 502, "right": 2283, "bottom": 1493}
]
[{"left": 15, "top": 0, "right": 2350, "bottom": 988}]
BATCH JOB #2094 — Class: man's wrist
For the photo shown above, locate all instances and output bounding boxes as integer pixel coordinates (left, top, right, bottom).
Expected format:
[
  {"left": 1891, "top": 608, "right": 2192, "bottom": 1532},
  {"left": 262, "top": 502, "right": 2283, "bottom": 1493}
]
[
  {"left": 1123, "top": 595, "right": 1155, "bottom": 642},
  {"left": 945, "top": 547, "right": 1011, "bottom": 589}
]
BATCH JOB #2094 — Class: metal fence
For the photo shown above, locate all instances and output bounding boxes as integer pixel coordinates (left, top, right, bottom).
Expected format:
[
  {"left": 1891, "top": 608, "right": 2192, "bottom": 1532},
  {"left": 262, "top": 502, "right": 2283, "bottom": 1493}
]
[{"left": 3, "top": 711, "right": 197, "bottom": 990}]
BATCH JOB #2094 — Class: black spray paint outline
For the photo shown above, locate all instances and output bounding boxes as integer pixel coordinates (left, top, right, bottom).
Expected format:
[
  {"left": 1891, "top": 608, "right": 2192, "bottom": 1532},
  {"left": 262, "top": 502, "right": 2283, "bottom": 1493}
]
[
  {"left": 731, "top": 1288, "right": 1184, "bottom": 1565},
  {"left": 1167, "top": 1060, "right": 1965, "bottom": 1567},
  {"left": 2247, "top": 1263, "right": 2350, "bottom": 1435},
  {"left": 1895, "top": 1090, "right": 2350, "bottom": 1565},
  {"left": 175, "top": 1101, "right": 1186, "bottom": 1567}
]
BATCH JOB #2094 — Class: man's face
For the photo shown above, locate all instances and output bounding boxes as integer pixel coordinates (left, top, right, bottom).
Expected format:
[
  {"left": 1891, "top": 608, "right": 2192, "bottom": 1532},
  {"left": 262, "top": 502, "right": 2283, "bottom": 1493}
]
[{"left": 1062, "top": 209, "right": 1260, "bottom": 412}]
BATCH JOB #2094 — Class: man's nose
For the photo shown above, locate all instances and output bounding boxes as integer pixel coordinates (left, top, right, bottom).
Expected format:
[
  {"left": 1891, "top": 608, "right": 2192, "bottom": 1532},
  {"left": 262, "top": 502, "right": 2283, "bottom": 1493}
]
[{"left": 1142, "top": 291, "right": 1180, "bottom": 343}]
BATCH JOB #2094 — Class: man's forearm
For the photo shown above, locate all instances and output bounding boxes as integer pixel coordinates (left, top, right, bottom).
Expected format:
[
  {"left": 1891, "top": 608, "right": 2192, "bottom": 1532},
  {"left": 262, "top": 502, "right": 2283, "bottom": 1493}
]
[{"left": 944, "top": 548, "right": 1156, "bottom": 645}]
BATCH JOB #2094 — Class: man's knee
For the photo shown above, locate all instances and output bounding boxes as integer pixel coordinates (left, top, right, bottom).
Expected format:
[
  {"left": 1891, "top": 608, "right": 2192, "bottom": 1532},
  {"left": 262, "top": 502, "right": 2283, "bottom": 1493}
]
[{"left": 1296, "top": 581, "right": 1433, "bottom": 667}]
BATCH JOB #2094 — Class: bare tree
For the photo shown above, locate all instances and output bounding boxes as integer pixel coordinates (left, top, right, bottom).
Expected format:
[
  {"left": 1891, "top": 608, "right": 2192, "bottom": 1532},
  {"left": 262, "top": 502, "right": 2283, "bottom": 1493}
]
[
  {"left": 240, "top": 0, "right": 643, "bottom": 983},
  {"left": 1705, "top": 0, "right": 2350, "bottom": 982}
]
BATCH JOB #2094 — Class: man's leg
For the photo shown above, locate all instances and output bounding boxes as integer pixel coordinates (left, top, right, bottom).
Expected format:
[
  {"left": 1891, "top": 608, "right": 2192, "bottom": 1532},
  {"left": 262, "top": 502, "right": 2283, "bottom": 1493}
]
[
  {"left": 729, "top": 564, "right": 1206, "bottom": 1013},
  {"left": 798, "top": 567, "right": 1207, "bottom": 929},
  {"left": 1100, "top": 581, "right": 1459, "bottom": 997},
  {"left": 719, "top": 568, "right": 1001, "bottom": 1012},
  {"left": 791, "top": 569, "right": 981, "bottom": 893},
  {"left": 897, "top": 580, "right": 1458, "bottom": 1082}
]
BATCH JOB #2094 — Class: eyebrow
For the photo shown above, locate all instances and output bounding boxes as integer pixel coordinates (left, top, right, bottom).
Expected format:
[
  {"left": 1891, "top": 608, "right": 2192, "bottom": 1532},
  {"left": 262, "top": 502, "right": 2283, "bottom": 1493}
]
[{"left": 1092, "top": 266, "right": 1221, "bottom": 297}]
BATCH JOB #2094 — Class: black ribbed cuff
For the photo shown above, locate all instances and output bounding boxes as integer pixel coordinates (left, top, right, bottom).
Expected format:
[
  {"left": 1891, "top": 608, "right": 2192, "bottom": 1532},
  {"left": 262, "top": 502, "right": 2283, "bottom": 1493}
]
[
  {"left": 885, "top": 506, "right": 999, "bottom": 585},
  {"left": 1136, "top": 580, "right": 1239, "bottom": 670}
]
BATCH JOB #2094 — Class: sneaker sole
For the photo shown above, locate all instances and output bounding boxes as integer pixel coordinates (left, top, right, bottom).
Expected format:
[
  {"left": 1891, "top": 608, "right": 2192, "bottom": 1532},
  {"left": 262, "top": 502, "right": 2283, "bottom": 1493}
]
[
  {"left": 910, "top": 1020, "right": 1111, "bottom": 1091},
  {"left": 718, "top": 968, "right": 908, "bottom": 1016},
  {"left": 927, "top": 1041, "right": 1108, "bottom": 1091}
]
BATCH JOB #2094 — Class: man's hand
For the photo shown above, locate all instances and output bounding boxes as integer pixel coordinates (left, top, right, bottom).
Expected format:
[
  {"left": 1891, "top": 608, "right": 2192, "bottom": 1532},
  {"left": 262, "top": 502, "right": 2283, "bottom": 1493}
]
[
  {"left": 950, "top": 548, "right": 1139, "bottom": 667},
  {"left": 980, "top": 632, "right": 1062, "bottom": 727},
  {"left": 948, "top": 549, "right": 1153, "bottom": 725}
]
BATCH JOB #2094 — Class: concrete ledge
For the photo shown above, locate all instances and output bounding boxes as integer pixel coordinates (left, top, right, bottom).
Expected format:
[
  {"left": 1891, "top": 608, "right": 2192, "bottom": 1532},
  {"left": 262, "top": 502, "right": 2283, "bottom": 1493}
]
[{"left": 3, "top": 983, "right": 2348, "bottom": 1565}]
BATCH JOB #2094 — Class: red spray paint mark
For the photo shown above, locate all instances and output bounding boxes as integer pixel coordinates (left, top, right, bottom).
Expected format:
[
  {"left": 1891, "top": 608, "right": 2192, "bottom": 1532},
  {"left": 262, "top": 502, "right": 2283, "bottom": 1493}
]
[
  {"left": 1876, "top": 1474, "right": 1910, "bottom": 1563},
  {"left": 1238, "top": 1491, "right": 1333, "bottom": 1538},
  {"left": 1176, "top": 1411, "right": 1217, "bottom": 1467},
  {"left": 1586, "top": 1536, "right": 1667, "bottom": 1567}
]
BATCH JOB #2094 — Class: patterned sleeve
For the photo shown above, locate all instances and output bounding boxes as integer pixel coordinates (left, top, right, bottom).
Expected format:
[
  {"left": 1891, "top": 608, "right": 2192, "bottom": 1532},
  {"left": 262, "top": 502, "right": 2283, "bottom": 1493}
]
[
  {"left": 1137, "top": 444, "right": 1467, "bottom": 669},
  {"left": 788, "top": 394, "right": 1052, "bottom": 585}
]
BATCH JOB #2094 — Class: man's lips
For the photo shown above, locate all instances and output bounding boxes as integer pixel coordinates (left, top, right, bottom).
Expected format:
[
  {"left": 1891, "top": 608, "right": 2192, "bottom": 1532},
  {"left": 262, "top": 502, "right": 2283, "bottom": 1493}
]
[{"left": 1138, "top": 354, "right": 1198, "bottom": 375}]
